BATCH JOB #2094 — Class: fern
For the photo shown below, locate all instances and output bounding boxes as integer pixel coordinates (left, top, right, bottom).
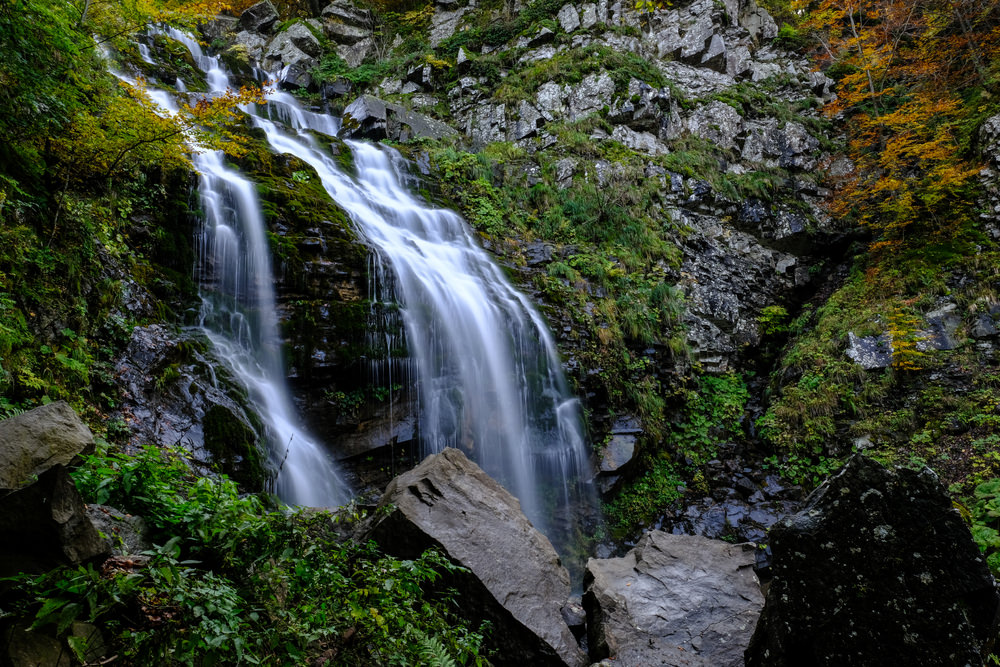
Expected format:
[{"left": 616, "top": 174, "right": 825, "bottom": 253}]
[{"left": 413, "top": 627, "right": 458, "bottom": 667}]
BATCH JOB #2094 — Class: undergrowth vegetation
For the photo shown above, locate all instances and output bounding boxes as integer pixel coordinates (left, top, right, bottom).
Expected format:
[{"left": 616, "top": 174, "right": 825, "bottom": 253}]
[{"left": 3, "top": 445, "right": 489, "bottom": 665}]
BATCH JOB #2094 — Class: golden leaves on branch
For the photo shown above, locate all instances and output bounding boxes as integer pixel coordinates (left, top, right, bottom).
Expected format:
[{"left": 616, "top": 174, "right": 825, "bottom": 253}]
[{"left": 796, "top": 0, "right": 1000, "bottom": 256}]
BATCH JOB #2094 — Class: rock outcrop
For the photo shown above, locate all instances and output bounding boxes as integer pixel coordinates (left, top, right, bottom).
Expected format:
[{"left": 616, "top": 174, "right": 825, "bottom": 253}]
[
  {"left": 114, "top": 325, "right": 270, "bottom": 490},
  {"left": 746, "top": 455, "right": 1000, "bottom": 665},
  {"left": 0, "top": 465, "right": 110, "bottom": 579},
  {"left": 0, "top": 401, "right": 94, "bottom": 489},
  {"left": 369, "top": 448, "right": 585, "bottom": 667},
  {"left": 585, "top": 531, "right": 763, "bottom": 665},
  {"left": 341, "top": 95, "right": 459, "bottom": 142}
]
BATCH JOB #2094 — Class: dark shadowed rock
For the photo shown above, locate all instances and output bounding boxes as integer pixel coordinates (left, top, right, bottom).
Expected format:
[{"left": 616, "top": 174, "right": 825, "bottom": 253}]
[
  {"left": 238, "top": 0, "right": 279, "bottom": 34},
  {"left": 0, "top": 401, "right": 94, "bottom": 489},
  {"left": 0, "top": 465, "right": 110, "bottom": 579},
  {"left": 341, "top": 95, "right": 458, "bottom": 142},
  {"left": 585, "top": 531, "right": 763, "bottom": 666},
  {"left": 746, "top": 454, "right": 1000, "bottom": 666},
  {"left": 114, "top": 325, "right": 269, "bottom": 491},
  {"left": 369, "top": 448, "right": 585, "bottom": 667}
]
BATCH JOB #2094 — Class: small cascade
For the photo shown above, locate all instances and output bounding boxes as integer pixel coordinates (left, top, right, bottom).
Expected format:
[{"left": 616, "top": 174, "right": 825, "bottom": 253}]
[{"left": 115, "top": 31, "right": 350, "bottom": 507}]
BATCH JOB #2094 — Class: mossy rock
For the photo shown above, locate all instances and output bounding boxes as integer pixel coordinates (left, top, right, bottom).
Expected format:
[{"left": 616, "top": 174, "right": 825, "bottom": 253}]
[{"left": 202, "top": 404, "right": 268, "bottom": 491}]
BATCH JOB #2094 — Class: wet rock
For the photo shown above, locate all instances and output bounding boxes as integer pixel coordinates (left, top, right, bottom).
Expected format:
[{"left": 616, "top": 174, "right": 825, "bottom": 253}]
[
  {"left": 370, "top": 448, "right": 586, "bottom": 667},
  {"left": 585, "top": 531, "right": 763, "bottom": 665},
  {"left": 279, "top": 62, "right": 313, "bottom": 90},
  {"left": 114, "top": 325, "right": 269, "bottom": 490},
  {"left": 746, "top": 455, "right": 1000, "bottom": 665},
  {"left": 320, "top": 77, "right": 353, "bottom": 100},
  {"left": 0, "top": 401, "right": 94, "bottom": 489},
  {"left": 239, "top": 0, "right": 279, "bottom": 34},
  {"left": 0, "top": 465, "right": 110, "bottom": 578},
  {"left": 342, "top": 95, "right": 459, "bottom": 142},
  {"left": 199, "top": 16, "right": 239, "bottom": 44},
  {"left": 845, "top": 331, "right": 893, "bottom": 370}
]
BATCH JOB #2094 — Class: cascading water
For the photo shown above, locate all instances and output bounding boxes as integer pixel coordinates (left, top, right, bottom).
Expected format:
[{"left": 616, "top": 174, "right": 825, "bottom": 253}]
[
  {"left": 115, "top": 35, "right": 350, "bottom": 507},
  {"left": 156, "top": 29, "right": 597, "bottom": 544}
]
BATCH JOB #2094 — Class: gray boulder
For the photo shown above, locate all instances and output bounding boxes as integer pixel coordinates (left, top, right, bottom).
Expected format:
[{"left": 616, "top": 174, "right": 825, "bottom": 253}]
[
  {"left": 369, "top": 448, "right": 586, "bottom": 667},
  {"left": 263, "top": 25, "right": 320, "bottom": 75},
  {"left": 239, "top": 0, "right": 279, "bottom": 34},
  {"left": 322, "top": 0, "right": 371, "bottom": 27},
  {"left": 558, "top": 3, "right": 581, "bottom": 32},
  {"left": 342, "top": 95, "right": 459, "bottom": 142},
  {"left": 845, "top": 331, "right": 893, "bottom": 369},
  {"left": 232, "top": 30, "right": 267, "bottom": 62},
  {"left": 568, "top": 71, "right": 615, "bottom": 120},
  {"left": 0, "top": 401, "right": 93, "bottom": 489},
  {"left": 87, "top": 505, "right": 153, "bottom": 557},
  {"left": 917, "top": 301, "right": 963, "bottom": 351},
  {"left": 746, "top": 455, "right": 1000, "bottom": 665},
  {"left": 585, "top": 531, "right": 763, "bottom": 665},
  {"left": 0, "top": 465, "right": 110, "bottom": 578}
]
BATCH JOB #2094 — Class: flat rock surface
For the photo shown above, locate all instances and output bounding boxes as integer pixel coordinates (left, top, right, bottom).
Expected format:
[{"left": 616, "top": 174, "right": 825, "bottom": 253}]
[{"left": 585, "top": 531, "right": 762, "bottom": 666}]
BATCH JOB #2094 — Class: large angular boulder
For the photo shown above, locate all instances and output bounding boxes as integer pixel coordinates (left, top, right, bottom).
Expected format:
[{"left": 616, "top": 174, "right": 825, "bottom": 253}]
[
  {"left": 368, "top": 448, "right": 585, "bottom": 667},
  {"left": 746, "top": 455, "right": 1000, "bottom": 665},
  {"left": 585, "top": 531, "right": 763, "bottom": 665},
  {"left": 238, "top": 0, "right": 279, "bottom": 34},
  {"left": 341, "top": 95, "right": 458, "bottom": 142},
  {"left": 0, "top": 465, "right": 110, "bottom": 578},
  {"left": 0, "top": 401, "right": 94, "bottom": 489}
]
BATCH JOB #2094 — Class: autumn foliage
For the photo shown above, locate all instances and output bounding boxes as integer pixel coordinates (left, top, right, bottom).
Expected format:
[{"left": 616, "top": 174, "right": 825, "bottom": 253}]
[{"left": 796, "top": 0, "right": 1000, "bottom": 254}]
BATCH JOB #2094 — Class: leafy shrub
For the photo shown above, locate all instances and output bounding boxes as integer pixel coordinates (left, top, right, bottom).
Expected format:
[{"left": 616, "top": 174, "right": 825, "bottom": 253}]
[{"left": 5, "top": 445, "right": 490, "bottom": 665}]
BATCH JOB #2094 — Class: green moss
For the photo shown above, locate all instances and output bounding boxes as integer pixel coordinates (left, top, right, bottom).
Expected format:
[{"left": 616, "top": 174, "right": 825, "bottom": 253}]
[{"left": 202, "top": 404, "right": 268, "bottom": 491}]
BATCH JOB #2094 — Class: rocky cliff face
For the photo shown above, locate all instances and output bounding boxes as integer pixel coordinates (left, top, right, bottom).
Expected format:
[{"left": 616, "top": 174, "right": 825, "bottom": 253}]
[{"left": 144, "top": 0, "right": 861, "bottom": 528}]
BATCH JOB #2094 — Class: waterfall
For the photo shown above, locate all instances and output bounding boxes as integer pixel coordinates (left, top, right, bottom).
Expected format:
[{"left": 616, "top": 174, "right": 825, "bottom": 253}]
[
  {"left": 153, "top": 29, "right": 596, "bottom": 541},
  {"left": 114, "top": 34, "right": 350, "bottom": 507}
]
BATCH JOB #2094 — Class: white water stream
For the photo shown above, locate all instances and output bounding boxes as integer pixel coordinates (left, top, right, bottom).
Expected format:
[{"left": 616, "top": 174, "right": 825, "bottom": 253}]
[
  {"left": 134, "top": 30, "right": 596, "bottom": 537},
  {"left": 114, "top": 36, "right": 350, "bottom": 507}
]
